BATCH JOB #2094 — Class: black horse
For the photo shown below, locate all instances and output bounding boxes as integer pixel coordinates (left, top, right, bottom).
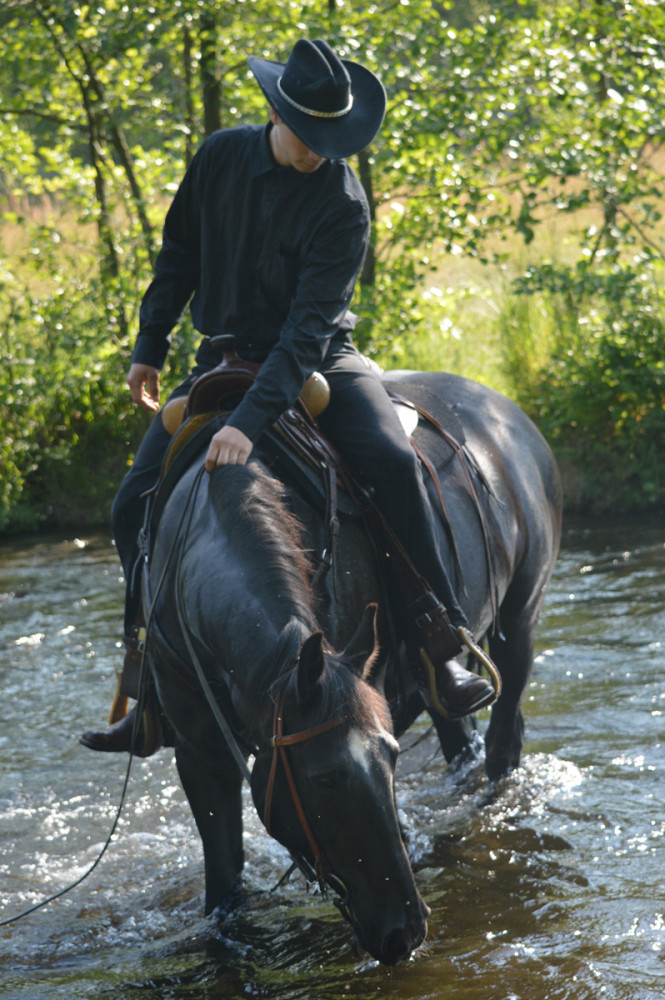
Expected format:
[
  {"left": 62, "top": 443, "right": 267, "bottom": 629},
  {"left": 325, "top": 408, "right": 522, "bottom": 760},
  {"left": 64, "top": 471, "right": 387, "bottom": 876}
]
[{"left": 143, "top": 370, "right": 561, "bottom": 965}]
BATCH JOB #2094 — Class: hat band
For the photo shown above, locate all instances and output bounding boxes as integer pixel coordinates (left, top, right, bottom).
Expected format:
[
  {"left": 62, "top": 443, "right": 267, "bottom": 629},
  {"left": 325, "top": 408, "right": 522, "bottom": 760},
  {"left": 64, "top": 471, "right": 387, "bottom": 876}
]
[{"left": 276, "top": 76, "right": 354, "bottom": 119}]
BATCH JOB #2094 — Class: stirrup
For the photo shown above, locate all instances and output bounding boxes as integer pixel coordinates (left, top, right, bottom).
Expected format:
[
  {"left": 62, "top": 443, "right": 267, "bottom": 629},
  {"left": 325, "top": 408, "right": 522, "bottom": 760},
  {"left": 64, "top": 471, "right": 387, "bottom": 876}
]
[
  {"left": 418, "top": 628, "right": 502, "bottom": 720},
  {"left": 108, "top": 671, "right": 129, "bottom": 725},
  {"left": 458, "top": 626, "right": 502, "bottom": 701}
]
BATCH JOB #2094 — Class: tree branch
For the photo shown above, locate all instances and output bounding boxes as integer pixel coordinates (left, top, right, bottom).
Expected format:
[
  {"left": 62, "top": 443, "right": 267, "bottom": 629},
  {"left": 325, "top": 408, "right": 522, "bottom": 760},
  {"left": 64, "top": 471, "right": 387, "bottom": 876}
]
[
  {"left": 616, "top": 206, "right": 665, "bottom": 261},
  {"left": 0, "top": 105, "right": 87, "bottom": 131}
]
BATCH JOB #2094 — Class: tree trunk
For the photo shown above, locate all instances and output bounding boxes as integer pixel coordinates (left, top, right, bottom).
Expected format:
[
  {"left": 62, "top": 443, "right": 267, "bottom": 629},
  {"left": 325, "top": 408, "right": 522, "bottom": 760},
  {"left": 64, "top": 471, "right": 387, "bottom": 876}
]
[
  {"left": 200, "top": 11, "right": 222, "bottom": 136},
  {"left": 83, "top": 94, "right": 129, "bottom": 341},
  {"left": 108, "top": 122, "right": 156, "bottom": 265},
  {"left": 356, "top": 148, "right": 377, "bottom": 286},
  {"left": 183, "top": 23, "right": 196, "bottom": 166}
]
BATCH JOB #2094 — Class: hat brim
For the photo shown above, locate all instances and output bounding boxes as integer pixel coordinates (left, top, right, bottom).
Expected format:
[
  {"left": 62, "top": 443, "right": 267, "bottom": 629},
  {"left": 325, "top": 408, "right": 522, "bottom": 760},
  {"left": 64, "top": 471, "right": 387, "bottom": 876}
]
[{"left": 248, "top": 54, "right": 386, "bottom": 160}]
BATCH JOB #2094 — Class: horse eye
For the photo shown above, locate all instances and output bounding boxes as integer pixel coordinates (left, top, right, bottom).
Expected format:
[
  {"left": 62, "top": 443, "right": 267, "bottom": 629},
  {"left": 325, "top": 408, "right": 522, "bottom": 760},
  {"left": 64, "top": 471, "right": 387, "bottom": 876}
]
[{"left": 311, "top": 769, "right": 341, "bottom": 791}]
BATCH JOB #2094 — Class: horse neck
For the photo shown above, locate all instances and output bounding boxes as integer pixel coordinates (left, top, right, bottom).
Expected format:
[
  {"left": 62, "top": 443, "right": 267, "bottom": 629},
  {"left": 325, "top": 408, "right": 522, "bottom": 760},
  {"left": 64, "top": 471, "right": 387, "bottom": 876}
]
[{"left": 191, "top": 462, "right": 318, "bottom": 722}]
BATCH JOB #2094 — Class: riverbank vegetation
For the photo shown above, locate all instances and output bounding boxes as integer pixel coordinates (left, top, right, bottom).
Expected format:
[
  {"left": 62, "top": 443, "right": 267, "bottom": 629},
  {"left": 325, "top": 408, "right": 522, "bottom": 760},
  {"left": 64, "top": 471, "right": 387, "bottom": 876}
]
[{"left": 1, "top": 0, "right": 664, "bottom": 534}]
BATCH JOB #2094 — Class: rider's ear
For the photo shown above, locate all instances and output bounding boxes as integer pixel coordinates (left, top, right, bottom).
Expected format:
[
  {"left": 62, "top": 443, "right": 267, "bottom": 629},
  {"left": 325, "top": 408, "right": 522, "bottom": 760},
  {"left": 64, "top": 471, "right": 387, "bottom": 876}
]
[
  {"left": 343, "top": 604, "right": 381, "bottom": 680},
  {"left": 296, "top": 631, "right": 326, "bottom": 702}
]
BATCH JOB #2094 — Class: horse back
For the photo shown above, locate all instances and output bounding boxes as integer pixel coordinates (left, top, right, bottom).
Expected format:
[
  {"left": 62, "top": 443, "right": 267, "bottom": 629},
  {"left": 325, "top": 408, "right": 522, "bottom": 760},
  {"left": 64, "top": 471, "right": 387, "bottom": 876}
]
[
  {"left": 383, "top": 370, "right": 562, "bottom": 622},
  {"left": 385, "top": 370, "right": 561, "bottom": 521}
]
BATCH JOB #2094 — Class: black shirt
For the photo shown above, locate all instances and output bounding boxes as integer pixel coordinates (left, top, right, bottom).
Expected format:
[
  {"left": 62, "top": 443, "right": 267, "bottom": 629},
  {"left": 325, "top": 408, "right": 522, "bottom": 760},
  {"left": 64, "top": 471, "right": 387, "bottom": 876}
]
[{"left": 133, "top": 123, "right": 370, "bottom": 442}]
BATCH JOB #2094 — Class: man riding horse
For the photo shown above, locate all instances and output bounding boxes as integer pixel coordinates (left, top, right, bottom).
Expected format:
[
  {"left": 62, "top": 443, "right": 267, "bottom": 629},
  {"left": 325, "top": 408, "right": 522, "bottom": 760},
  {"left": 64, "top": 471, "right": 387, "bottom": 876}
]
[{"left": 81, "top": 38, "right": 496, "bottom": 756}]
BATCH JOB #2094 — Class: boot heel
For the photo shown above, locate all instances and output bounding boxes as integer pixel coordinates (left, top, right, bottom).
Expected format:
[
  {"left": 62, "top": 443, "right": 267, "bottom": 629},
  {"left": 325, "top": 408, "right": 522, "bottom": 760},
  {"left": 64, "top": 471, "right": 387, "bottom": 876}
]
[{"left": 418, "top": 647, "right": 452, "bottom": 719}]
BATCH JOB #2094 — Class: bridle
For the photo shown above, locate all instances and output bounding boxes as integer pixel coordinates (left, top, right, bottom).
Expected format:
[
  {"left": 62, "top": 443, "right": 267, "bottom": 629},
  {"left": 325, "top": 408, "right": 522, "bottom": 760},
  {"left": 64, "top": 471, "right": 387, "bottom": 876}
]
[
  {"left": 262, "top": 689, "right": 352, "bottom": 917},
  {"left": 175, "top": 580, "right": 356, "bottom": 917}
]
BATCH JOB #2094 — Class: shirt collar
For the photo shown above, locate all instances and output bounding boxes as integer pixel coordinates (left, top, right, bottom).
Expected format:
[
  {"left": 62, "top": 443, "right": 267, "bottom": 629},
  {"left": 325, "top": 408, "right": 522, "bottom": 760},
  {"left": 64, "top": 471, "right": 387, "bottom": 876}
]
[
  {"left": 250, "top": 123, "right": 279, "bottom": 179},
  {"left": 249, "top": 122, "right": 331, "bottom": 187}
]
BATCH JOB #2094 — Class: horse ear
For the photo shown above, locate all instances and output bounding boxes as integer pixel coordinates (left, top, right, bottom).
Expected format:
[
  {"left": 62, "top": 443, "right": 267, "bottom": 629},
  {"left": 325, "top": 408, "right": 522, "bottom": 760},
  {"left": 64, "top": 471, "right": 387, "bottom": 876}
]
[
  {"left": 344, "top": 604, "right": 381, "bottom": 682},
  {"left": 296, "top": 630, "right": 326, "bottom": 702}
]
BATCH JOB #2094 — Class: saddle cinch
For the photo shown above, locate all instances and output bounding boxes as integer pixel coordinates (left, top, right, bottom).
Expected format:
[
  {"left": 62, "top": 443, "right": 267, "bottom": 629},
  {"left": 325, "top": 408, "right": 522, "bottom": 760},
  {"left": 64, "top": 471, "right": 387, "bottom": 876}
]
[{"left": 151, "top": 336, "right": 501, "bottom": 702}]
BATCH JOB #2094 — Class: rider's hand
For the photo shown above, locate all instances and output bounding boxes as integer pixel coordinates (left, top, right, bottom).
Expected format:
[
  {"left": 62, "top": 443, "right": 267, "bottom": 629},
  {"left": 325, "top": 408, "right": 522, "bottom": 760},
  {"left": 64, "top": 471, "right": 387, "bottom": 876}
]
[
  {"left": 205, "top": 425, "right": 253, "bottom": 472},
  {"left": 127, "top": 363, "right": 161, "bottom": 413}
]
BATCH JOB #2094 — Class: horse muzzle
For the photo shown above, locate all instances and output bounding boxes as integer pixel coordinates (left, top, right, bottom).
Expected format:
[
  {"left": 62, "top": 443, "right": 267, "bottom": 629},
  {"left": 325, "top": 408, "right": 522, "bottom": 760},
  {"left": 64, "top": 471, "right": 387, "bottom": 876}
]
[{"left": 342, "top": 888, "right": 430, "bottom": 965}]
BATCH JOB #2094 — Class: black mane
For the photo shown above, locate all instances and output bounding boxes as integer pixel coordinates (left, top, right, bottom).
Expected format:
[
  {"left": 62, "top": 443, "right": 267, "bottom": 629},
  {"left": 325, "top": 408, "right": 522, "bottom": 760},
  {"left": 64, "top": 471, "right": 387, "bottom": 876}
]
[
  {"left": 209, "top": 460, "right": 317, "bottom": 632},
  {"left": 203, "top": 460, "right": 388, "bottom": 735}
]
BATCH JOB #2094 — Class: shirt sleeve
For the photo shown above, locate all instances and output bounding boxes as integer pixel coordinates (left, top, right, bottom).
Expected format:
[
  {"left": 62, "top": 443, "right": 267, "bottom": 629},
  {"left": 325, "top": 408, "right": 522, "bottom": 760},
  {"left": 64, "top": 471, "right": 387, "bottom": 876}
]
[
  {"left": 131, "top": 151, "right": 204, "bottom": 370},
  {"left": 226, "top": 194, "right": 370, "bottom": 442}
]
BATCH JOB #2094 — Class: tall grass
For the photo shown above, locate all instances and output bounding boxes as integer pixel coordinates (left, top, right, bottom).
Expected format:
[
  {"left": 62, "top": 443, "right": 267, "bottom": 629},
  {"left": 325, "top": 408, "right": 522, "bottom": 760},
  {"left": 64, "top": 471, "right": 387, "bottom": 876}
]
[{"left": 376, "top": 238, "right": 561, "bottom": 392}]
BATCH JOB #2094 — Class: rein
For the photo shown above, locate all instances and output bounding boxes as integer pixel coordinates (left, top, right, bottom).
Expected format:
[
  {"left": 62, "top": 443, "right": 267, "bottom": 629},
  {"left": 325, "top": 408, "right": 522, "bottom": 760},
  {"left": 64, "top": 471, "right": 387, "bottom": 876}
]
[
  {"left": 171, "top": 599, "right": 352, "bottom": 905},
  {"left": 0, "top": 466, "right": 208, "bottom": 928},
  {"left": 173, "top": 578, "right": 253, "bottom": 784},
  {"left": 167, "top": 464, "right": 352, "bottom": 908}
]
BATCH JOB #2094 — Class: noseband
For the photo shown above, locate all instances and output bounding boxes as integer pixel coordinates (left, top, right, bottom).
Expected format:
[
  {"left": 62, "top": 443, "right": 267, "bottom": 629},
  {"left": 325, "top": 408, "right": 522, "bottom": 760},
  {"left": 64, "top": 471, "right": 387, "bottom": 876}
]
[{"left": 263, "top": 691, "right": 351, "bottom": 911}]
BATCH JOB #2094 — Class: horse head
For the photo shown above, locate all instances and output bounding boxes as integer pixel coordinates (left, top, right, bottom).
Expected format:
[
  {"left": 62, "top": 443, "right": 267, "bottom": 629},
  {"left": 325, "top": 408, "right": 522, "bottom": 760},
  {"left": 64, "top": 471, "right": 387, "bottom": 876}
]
[{"left": 250, "top": 605, "right": 430, "bottom": 965}]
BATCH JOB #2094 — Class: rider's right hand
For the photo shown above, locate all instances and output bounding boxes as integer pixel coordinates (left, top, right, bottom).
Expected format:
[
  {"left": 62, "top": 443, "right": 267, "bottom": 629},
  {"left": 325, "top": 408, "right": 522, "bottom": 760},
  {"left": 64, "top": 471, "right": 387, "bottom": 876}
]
[{"left": 127, "top": 363, "right": 161, "bottom": 413}]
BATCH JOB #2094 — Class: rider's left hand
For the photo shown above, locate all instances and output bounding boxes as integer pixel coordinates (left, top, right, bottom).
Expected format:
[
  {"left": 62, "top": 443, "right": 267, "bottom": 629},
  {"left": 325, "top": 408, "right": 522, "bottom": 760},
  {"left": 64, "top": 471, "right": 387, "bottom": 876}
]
[{"left": 205, "top": 425, "right": 253, "bottom": 472}]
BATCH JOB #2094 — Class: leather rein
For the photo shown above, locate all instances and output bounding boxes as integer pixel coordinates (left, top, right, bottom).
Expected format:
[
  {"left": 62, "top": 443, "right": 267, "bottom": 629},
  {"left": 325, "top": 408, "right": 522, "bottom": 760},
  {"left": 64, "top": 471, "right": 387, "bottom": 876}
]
[{"left": 158, "top": 467, "right": 353, "bottom": 906}]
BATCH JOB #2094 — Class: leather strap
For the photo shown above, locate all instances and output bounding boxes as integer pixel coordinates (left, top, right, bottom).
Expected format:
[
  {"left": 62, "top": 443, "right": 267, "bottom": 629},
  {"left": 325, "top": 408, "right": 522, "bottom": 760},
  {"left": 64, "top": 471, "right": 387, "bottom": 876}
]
[
  {"left": 391, "top": 393, "right": 501, "bottom": 630},
  {"left": 264, "top": 691, "right": 344, "bottom": 881},
  {"left": 276, "top": 403, "right": 345, "bottom": 590},
  {"left": 410, "top": 437, "right": 465, "bottom": 593}
]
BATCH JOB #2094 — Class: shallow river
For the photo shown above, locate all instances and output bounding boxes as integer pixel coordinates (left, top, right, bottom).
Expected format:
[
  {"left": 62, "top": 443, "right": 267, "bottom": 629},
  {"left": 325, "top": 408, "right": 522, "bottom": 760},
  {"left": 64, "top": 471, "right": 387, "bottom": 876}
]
[{"left": 1, "top": 515, "right": 664, "bottom": 1000}]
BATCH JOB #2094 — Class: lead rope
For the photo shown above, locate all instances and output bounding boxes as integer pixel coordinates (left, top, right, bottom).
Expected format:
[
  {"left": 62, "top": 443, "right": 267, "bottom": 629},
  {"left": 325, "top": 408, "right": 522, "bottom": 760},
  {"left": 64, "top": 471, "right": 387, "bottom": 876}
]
[
  {"left": 0, "top": 465, "right": 208, "bottom": 928},
  {"left": 0, "top": 753, "right": 135, "bottom": 928}
]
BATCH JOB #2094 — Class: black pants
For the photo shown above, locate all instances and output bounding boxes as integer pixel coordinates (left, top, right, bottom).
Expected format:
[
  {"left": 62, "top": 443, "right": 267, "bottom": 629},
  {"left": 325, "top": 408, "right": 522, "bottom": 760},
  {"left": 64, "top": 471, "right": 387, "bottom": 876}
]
[{"left": 110, "top": 344, "right": 468, "bottom": 631}]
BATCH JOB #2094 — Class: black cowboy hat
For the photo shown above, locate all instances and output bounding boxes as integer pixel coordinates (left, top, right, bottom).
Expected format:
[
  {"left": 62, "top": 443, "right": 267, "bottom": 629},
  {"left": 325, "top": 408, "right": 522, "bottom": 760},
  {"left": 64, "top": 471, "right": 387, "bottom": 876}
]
[{"left": 248, "top": 39, "right": 386, "bottom": 160}]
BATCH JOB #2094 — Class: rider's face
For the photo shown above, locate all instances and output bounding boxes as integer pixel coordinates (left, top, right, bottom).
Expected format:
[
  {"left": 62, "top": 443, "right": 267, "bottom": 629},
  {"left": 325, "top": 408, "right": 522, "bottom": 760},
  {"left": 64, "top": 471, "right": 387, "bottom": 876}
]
[{"left": 268, "top": 109, "right": 327, "bottom": 173}]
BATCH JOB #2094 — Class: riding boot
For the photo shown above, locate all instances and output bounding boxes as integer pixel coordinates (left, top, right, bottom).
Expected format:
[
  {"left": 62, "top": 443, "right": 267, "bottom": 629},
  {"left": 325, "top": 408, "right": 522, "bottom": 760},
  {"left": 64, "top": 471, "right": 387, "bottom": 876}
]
[
  {"left": 79, "top": 700, "right": 163, "bottom": 757},
  {"left": 408, "top": 591, "right": 498, "bottom": 720},
  {"left": 79, "top": 631, "right": 164, "bottom": 757}
]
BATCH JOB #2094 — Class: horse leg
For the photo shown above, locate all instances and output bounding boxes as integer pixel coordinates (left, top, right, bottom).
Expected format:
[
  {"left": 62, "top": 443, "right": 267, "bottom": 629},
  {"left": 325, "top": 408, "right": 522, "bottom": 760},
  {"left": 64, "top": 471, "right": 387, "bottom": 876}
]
[
  {"left": 175, "top": 745, "right": 245, "bottom": 914},
  {"left": 429, "top": 709, "right": 476, "bottom": 766},
  {"left": 483, "top": 604, "right": 538, "bottom": 781},
  {"left": 391, "top": 666, "right": 476, "bottom": 766}
]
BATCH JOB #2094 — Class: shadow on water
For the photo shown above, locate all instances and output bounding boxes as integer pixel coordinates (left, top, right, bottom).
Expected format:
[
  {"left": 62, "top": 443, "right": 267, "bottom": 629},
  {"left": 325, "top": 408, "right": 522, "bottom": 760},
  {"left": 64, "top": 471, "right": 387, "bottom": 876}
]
[{"left": 1, "top": 514, "right": 664, "bottom": 999}]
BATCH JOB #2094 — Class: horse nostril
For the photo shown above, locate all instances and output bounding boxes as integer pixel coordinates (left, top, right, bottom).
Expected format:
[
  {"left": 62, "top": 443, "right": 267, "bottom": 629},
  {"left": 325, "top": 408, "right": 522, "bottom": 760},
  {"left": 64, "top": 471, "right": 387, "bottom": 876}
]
[{"left": 381, "top": 927, "right": 414, "bottom": 966}]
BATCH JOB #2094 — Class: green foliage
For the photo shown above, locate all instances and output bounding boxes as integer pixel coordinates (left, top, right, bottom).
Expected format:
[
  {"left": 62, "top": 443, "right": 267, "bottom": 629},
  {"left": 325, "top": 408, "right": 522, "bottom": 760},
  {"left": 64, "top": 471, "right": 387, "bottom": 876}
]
[
  {"left": 514, "top": 270, "right": 665, "bottom": 511},
  {"left": 1, "top": 0, "right": 665, "bottom": 529},
  {"left": 0, "top": 253, "right": 149, "bottom": 531}
]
